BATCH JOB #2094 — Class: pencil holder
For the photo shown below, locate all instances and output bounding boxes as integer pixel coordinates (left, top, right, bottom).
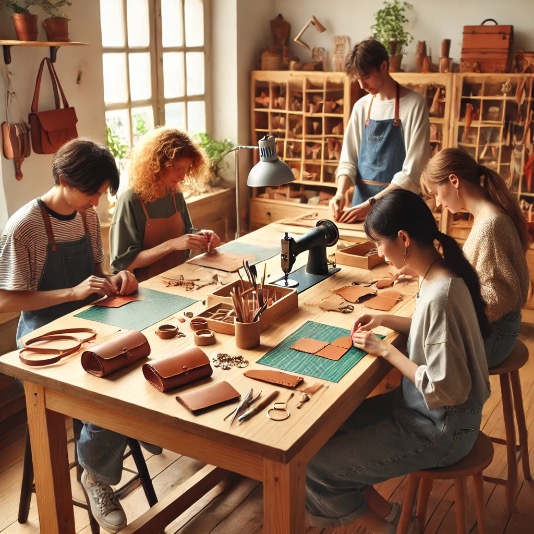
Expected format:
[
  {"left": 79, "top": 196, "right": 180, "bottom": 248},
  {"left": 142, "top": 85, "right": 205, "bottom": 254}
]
[{"left": 235, "top": 318, "right": 261, "bottom": 350}]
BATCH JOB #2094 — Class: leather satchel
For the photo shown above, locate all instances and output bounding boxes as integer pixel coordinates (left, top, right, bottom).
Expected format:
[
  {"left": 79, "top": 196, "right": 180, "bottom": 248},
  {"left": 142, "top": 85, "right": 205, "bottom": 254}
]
[
  {"left": 81, "top": 330, "right": 150, "bottom": 378},
  {"left": 2, "top": 121, "right": 31, "bottom": 180},
  {"left": 142, "top": 347, "right": 213, "bottom": 392},
  {"left": 29, "top": 57, "right": 78, "bottom": 154}
]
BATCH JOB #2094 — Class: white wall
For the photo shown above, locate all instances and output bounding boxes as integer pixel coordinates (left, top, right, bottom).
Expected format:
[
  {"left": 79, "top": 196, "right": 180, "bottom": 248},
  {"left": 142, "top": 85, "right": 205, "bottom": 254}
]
[
  {"left": 0, "top": 1, "right": 105, "bottom": 229},
  {"left": 272, "top": 0, "right": 534, "bottom": 73}
]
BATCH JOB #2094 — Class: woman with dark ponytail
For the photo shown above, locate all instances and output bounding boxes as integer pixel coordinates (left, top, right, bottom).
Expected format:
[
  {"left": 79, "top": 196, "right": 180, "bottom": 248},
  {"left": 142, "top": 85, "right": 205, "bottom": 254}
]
[
  {"left": 422, "top": 147, "right": 529, "bottom": 367},
  {"left": 306, "top": 190, "right": 490, "bottom": 533}
]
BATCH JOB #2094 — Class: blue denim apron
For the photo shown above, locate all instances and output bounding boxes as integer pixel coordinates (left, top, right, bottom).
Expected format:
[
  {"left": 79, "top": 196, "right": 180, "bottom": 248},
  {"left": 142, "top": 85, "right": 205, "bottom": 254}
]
[
  {"left": 352, "top": 82, "right": 406, "bottom": 206},
  {"left": 16, "top": 200, "right": 96, "bottom": 342}
]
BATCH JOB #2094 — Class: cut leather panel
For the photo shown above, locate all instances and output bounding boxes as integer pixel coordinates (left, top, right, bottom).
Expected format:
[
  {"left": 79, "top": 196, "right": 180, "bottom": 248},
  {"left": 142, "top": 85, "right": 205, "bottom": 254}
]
[
  {"left": 291, "top": 338, "right": 329, "bottom": 354},
  {"left": 331, "top": 336, "right": 353, "bottom": 349},
  {"left": 333, "top": 285, "right": 376, "bottom": 303},
  {"left": 364, "top": 290, "right": 403, "bottom": 311},
  {"left": 375, "top": 278, "right": 395, "bottom": 289},
  {"left": 315, "top": 344, "right": 348, "bottom": 361},
  {"left": 176, "top": 380, "right": 240, "bottom": 413},
  {"left": 244, "top": 369, "right": 304, "bottom": 388}
]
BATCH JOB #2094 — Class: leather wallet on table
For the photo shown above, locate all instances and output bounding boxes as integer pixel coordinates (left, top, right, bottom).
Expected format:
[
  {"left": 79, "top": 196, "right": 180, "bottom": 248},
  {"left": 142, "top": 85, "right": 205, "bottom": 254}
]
[
  {"left": 176, "top": 381, "right": 240, "bottom": 413},
  {"left": 81, "top": 330, "right": 150, "bottom": 378},
  {"left": 244, "top": 369, "right": 304, "bottom": 388},
  {"left": 142, "top": 347, "right": 213, "bottom": 392}
]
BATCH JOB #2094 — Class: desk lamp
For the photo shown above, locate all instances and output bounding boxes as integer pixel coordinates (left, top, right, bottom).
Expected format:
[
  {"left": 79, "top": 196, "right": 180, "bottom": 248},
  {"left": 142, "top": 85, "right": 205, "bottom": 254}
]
[
  {"left": 224, "top": 135, "right": 294, "bottom": 238},
  {"left": 294, "top": 16, "right": 327, "bottom": 50}
]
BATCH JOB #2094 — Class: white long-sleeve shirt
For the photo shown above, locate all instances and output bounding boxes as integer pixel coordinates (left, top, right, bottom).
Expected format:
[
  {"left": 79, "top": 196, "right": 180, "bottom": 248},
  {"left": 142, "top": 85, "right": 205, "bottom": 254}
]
[{"left": 336, "top": 90, "right": 430, "bottom": 193}]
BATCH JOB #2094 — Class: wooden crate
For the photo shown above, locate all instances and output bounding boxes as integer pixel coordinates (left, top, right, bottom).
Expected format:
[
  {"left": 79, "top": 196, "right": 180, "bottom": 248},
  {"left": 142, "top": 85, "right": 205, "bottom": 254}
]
[
  {"left": 461, "top": 20, "right": 513, "bottom": 73},
  {"left": 335, "top": 241, "right": 385, "bottom": 270}
]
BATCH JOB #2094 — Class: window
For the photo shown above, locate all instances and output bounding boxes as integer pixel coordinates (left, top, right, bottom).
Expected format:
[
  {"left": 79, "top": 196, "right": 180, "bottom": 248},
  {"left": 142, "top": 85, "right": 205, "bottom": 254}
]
[{"left": 100, "top": 0, "right": 208, "bottom": 179}]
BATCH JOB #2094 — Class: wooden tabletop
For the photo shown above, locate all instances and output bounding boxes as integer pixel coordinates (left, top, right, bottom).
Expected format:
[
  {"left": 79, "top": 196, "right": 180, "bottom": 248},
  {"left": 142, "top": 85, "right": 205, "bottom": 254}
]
[{"left": 0, "top": 222, "right": 417, "bottom": 533}]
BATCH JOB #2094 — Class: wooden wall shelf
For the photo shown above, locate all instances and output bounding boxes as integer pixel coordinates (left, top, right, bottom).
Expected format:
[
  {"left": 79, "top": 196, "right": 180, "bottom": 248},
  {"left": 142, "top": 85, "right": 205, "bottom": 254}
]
[{"left": 0, "top": 40, "right": 87, "bottom": 64}]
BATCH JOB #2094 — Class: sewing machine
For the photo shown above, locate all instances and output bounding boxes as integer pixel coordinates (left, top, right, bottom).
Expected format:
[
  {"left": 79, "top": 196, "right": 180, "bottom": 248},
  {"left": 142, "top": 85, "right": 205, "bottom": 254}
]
[{"left": 276, "top": 219, "right": 340, "bottom": 288}]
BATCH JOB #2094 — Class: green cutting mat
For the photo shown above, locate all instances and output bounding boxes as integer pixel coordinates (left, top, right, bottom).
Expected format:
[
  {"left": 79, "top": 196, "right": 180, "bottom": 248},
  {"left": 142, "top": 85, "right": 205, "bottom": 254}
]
[
  {"left": 257, "top": 320, "right": 375, "bottom": 383},
  {"left": 215, "top": 241, "right": 279, "bottom": 264},
  {"left": 74, "top": 287, "right": 196, "bottom": 330}
]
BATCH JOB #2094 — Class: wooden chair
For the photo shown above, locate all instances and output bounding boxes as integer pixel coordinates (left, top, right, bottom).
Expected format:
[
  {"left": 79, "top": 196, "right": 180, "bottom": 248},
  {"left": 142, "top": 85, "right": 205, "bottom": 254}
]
[
  {"left": 483, "top": 339, "right": 532, "bottom": 513},
  {"left": 18, "top": 420, "right": 158, "bottom": 532},
  {"left": 397, "top": 432, "right": 494, "bottom": 534}
]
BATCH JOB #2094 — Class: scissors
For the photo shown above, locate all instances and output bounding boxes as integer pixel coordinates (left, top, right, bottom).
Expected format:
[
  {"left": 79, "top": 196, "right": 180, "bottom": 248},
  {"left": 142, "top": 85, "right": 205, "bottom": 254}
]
[
  {"left": 339, "top": 304, "right": 354, "bottom": 314},
  {"left": 224, "top": 388, "right": 262, "bottom": 424}
]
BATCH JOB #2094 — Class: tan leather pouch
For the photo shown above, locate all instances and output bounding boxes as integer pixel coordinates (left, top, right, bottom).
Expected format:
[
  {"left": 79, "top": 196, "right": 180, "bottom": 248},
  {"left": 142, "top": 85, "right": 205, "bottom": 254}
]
[{"left": 142, "top": 347, "right": 212, "bottom": 392}]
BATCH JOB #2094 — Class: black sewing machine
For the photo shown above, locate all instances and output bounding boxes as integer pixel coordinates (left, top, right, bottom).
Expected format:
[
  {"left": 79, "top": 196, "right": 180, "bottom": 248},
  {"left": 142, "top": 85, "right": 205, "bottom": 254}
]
[{"left": 275, "top": 219, "right": 340, "bottom": 289}]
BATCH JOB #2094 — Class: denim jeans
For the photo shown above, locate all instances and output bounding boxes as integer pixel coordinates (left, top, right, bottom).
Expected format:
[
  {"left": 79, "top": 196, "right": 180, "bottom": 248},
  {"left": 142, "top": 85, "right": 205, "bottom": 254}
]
[
  {"left": 484, "top": 310, "right": 521, "bottom": 368},
  {"left": 77, "top": 424, "right": 128, "bottom": 485},
  {"left": 306, "top": 390, "right": 481, "bottom": 528}
]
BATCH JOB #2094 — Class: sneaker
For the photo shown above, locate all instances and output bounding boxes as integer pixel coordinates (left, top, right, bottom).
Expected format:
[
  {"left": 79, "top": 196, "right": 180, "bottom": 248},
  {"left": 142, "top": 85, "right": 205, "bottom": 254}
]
[{"left": 81, "top": 470, "right": 127, "bottom": 533}]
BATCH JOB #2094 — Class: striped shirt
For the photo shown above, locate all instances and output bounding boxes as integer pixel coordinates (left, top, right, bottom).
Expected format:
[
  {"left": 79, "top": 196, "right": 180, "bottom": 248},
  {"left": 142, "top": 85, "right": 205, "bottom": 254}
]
[{"left": 0, "top": 199, "right": 104, "bottom": 291}]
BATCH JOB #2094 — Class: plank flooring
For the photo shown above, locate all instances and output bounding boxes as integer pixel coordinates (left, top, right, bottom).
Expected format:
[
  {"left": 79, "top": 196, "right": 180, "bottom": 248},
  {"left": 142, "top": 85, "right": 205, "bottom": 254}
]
[{"left": 2, "top": 327, "right": 534, "bottom": 533}]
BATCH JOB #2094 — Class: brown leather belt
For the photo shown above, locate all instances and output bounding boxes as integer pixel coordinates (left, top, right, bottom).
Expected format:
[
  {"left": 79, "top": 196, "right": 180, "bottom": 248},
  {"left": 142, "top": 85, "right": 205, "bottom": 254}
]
[{"left": 19, "top": 327, "right": 97, "bottom": 366}]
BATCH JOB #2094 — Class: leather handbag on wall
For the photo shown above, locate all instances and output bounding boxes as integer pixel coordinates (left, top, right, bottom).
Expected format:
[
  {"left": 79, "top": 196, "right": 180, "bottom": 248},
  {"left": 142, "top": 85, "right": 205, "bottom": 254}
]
[
  {"left": 81, "top": 330, "right": 150, "bottom": 378},
  {"left": 142, "top": 347, "right": 213, "bottom": 392},
  {"left": 28, "top": 57, "right": 78, "bottom": 154}
]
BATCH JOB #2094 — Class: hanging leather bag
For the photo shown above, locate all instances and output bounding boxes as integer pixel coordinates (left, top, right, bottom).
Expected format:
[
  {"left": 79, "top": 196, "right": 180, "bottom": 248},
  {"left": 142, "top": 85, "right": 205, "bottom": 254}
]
[{"left": 28, "top": 57, "right": 78, "bottom": 154}]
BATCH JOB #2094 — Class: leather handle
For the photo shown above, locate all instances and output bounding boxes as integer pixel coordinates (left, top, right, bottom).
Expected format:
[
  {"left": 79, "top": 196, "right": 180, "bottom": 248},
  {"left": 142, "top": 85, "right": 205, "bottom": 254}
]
[
  {"left": 31, "top": 57, "right": 69, "bottom": 113},
  {"left": 480, "top": 19, "right": 499, "bottom": 25}
]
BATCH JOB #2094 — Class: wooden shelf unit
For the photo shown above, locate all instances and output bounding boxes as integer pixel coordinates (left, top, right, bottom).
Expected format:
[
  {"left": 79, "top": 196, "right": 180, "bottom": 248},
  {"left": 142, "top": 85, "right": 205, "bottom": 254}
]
[{"left": 0, "top": 40, "right": 87, "bottom": 64}]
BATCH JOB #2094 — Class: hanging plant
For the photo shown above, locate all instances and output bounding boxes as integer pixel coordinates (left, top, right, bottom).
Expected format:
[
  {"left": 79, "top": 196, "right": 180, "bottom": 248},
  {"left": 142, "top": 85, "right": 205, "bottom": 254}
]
[{"left": 371, "top": 0, "right": 414, "bottom": 56}]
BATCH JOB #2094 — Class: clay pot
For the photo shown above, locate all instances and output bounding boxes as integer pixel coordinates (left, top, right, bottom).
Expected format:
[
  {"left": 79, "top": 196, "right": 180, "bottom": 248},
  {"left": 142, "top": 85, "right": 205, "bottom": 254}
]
[
  {"left": 12, "top": 14, "right": 38, "bottom": 42},
  {"left": 389, "top": 54, "right": 403, "bottom": 72},
  {"left": 43, "top": 17, "right": 69, "bottom": 42}
]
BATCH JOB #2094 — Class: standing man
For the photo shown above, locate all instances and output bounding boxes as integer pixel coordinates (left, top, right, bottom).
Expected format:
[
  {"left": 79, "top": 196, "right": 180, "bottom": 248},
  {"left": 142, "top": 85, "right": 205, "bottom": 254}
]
[
  {"left": 330, "top": 38, "right": 430, "bottom": 223},
  {"left": 0, "top": 138, "right": 138, "bottom": 533}
]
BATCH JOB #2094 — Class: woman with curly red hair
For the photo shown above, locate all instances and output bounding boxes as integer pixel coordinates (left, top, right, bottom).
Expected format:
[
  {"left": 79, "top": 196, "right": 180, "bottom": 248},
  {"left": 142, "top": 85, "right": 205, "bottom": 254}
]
[{"left": 110, "top": 127, "right": 221, "bottom": 281}]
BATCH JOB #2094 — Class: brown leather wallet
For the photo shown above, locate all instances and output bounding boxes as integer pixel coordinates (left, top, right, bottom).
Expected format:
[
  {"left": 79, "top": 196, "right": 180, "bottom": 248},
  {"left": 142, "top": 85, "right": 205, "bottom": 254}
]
[
  {"left": 142, "top": 347, "right": 212, "bottom": 392},
  {"left": 176, "top": 380, "right": 240, "bottom": 413},
  {"left": 244, "top": 369, "right": 304, "bottom": 388}
]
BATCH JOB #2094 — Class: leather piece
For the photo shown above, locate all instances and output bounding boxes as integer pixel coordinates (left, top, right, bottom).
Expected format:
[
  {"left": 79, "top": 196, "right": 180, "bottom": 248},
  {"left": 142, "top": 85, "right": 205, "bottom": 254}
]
[
  {"left": 95, "top": 295, "right": 138, "bottom": 308},
  {"left": 81, "top": 330, "right": 150, "bottom": 378},
  {"left": 364, "top": 290, "right": 403, "bottom": 311},
  {"left": 375, "top": 278, "right": 395, "bottom": 289},
  {"left": 142, "top": 347, "right": 212, "bottom": 392},
  {"left": 176, "top": 381, "right": 240, "bottom": 413},
  {"left": 244, "top": 369, "right": 304, "bottom": 388},
  {"left": 333, "top": 285, "right": 376, "bottom": 303},
  {"left": 291, "top": 338, "right": 329, "bottom": 354},
  {"left": 315, "top": 344, "right": 348, "bottom": 361},
  {"left": 318, "top": 294, "right": 347, "bottom": 312},
  {"left": 155, "top": 324, "right": 178, "bottom": 339},
  {"left": 194, "top": 329, "right": 216, "bottom": 346},
  {"left": 331, "top": 336, "right": 353, "bottom": 349}
]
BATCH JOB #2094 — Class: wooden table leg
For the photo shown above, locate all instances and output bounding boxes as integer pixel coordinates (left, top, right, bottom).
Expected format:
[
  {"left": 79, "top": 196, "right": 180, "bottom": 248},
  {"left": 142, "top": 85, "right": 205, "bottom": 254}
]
[
  {"left": 25, "top": 382, "right": 75, "bottom": 534},
  {"left": 263, "top": 458, "right": 306, "bottom": 534}
]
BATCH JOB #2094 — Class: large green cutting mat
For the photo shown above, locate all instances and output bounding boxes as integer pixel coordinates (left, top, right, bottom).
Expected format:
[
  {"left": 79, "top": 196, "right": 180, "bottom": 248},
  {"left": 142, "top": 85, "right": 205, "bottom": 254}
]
[
  {"left": 257, "top": 320, "right": 370, "bottom": 383},
  {"left": 74, "top": 287, "right": 196, "bottom": 330}
]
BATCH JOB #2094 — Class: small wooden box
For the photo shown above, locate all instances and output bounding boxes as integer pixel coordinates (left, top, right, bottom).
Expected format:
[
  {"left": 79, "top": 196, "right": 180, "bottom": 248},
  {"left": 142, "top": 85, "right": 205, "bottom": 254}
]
[
  {"left": 335, "top": 241, "right": 385, "bottom": 270},
  {"left": 461, "top": 20, "right": 513, "bottom": 73},
  {"left": 206, "top": 280, "right": 298, "bottom": 332},
  {"left": 193, "top": 303, "right": 236, "bottom": 335}
]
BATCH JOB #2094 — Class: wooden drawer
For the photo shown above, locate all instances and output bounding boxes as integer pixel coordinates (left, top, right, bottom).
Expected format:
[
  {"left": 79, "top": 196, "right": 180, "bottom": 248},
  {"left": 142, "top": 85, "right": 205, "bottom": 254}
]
[{"left": 249, "top": 199, "right": 329, "bottom": 229}]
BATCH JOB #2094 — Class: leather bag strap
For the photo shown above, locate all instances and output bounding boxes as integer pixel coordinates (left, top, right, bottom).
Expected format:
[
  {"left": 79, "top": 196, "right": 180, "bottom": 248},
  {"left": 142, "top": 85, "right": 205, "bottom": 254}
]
[
  {"left": 31, "top": 57, "right": 69, "bottom": 113},
  {"left": 19, "top": 327, "right": 97, "bottom": 366}
]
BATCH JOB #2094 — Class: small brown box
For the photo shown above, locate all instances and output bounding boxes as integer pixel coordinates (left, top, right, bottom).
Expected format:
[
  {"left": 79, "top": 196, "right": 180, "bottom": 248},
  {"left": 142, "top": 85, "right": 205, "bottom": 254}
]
[
  {"left": 335, "top": 241, "right": 385, "bottom": 270},
  {"left": 193, "top": 303, "right": 236, "bottom": 335},
  {"left": 207, "top": 280, "right": 297, "bottom": 332}
]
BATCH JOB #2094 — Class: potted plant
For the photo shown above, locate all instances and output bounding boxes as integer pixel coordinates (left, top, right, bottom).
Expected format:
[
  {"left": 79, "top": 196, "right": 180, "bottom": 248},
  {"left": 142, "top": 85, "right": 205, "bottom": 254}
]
[
  {"left": 2, "top": 1, "right": 39, "bottom": 41},
  {"left": 36, "top": 0, "right": 71, "bottom": 41},
  {"left": 371, "top": 0, "right": 413, "bottom": 71},
  {"left": 193, "top": 132, "right": 234, "bottom": 188}
]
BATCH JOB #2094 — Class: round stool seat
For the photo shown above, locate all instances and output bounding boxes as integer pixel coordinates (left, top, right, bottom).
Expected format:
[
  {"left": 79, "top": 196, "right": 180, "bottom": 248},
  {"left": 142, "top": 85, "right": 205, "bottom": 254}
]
[
  {"left": 415, "top": 432, "right": 494, "bottom": 480},
  {"left": 488, "top": 340, "right": 528, "bottom": 375}
]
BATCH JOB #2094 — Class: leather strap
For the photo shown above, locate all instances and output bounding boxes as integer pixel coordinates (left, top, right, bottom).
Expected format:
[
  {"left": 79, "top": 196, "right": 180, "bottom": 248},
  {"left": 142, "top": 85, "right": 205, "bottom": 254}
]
[
  {"left": 19, "top": 327, "right": 97, "bottom": 366},
  {"left": 156, "top": 324, "right": 178, "bottom": 339},
  {"left": 31, "top": 57, "right": 69, "bottom": 113},
  {"left": 190, "top": 318, "right": 208, "bottom": 331}
]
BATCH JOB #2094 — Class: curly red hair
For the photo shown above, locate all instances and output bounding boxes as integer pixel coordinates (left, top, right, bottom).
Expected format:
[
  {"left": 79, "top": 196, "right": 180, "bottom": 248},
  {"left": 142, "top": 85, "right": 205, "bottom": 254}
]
[{"left": 128, "top": 127, "right": 209, "bottom": 203}]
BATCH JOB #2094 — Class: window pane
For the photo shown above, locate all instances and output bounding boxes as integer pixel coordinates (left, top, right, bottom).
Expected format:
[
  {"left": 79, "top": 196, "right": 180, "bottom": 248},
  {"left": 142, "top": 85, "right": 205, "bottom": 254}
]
[
  {"left": 161, "top": 0, "right": 183, "bottom": 47},
  {"left": 127, "top": 0, "right": 150, "bottom": 47},
  {"left": 186, "top": 52, "right": 204, "bottom": 95},
  {"left": 100, "top": 0, "right": 125, "bottom": 46},
  {"left": 187, "top": 101, "right": 205, "bottom": 134},
  {"left": 184, "top": 0, "right": 204, "bottom": 47},
  {"left": 163, "top": 52, "right": 185, "bottom": 98},
  {"left": 129, "top": 53, "right": 152, "bottom": 101},
  {"left": 131, "top": 107, "right": 154, "bottom": 145},
  {"left": 105, "top": 109, "right": 130, "bottom": 196},
  {"left": 165, "top": 102, "right": 186, "bottom": 130},
  {"left": 103, "top": 53, "right": 128, "bottom": 103}
]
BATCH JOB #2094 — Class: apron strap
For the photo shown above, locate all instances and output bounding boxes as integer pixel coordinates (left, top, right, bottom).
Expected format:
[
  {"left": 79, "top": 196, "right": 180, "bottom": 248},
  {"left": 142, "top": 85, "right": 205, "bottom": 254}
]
[
  {"left": 37, "top": 200, "right": 57, "bottom": 251},
  {"left": 365, "top": 82, "right": 401, "bottom": 127},
  {"left": 365, "top": 96, "right": 375, "bottom": 127}
]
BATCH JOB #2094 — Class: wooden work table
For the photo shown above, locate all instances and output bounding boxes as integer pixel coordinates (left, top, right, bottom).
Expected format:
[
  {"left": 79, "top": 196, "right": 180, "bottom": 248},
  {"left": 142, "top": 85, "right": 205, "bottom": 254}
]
[{"left": 0, "top": 222, "right": 417, "bottom": 533}]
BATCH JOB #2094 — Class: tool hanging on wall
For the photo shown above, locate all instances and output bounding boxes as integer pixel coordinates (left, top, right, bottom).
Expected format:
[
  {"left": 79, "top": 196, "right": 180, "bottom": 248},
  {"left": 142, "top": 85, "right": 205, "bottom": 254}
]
[
  {"left": 2, "top": 70, "right": 31, "bottom": 180},
  {"left": 294, "top": 16, "right": 326, "bottom": 50}
]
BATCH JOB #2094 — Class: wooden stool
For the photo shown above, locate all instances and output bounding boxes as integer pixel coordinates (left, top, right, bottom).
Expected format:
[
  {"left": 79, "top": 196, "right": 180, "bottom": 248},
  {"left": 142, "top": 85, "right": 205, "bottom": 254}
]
[
  {"left": 483, "top": 340, "right": 532, "bottom": 513},
  {"left": 397, "top": 432, "right": 494, "bottom": 534},
  {"left": 18, "top": 421, "right": 158, "bottom": 532}
]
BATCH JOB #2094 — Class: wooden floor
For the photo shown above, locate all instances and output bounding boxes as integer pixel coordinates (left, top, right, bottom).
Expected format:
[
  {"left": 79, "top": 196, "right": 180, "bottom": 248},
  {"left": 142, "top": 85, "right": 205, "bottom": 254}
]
[{"left": 2, "top": 328, "right": 534, "bottom": 533}]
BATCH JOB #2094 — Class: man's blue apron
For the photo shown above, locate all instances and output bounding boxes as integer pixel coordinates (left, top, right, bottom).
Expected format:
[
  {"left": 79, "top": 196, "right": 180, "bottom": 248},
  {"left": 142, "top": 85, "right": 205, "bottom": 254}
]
[
  {"left": 17, "top": 200, "right": 96, "bottom": 342},
  {"left": 352, "top": 82, "right": 406, "bottom": 206}
]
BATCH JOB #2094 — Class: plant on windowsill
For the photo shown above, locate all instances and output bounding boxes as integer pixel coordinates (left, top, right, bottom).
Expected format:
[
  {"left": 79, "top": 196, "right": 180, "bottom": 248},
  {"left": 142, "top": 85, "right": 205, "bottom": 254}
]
[{"left": 371, "top": 0, "right": 413, "bottom": 72}]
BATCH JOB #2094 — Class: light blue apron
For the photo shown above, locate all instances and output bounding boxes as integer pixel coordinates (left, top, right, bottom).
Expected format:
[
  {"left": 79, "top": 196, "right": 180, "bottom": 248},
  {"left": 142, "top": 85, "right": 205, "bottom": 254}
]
[
  {"left": 352, "top": 82, "right": 406, "bottom": 206},
  {"left": 17, "top": 200, "right": 96, "bottom": 342}
]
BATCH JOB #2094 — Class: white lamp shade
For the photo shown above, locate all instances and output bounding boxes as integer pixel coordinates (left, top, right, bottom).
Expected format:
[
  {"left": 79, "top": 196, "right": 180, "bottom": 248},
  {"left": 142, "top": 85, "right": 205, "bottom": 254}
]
[{"left": 247, "top": 135, "right": 295, "bottom": 187}]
